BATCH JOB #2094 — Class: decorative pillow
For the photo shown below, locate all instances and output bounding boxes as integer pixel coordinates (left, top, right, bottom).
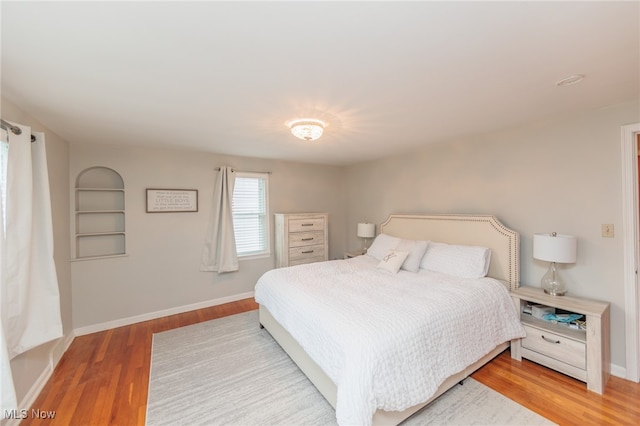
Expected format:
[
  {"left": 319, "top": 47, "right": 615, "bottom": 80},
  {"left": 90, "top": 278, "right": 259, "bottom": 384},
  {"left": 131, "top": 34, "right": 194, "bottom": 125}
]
[
  {"left": 420, "top": 242, "right": 491, "bottom": 278},
  {"left": 366, "top": 233, "right": 401, "bottom": 261},
  {"left": 377, "top": 249, "right": 409, "bottom": 274},
  {"left": 394, "top": 238, "right": 429, "bottom": 273}
]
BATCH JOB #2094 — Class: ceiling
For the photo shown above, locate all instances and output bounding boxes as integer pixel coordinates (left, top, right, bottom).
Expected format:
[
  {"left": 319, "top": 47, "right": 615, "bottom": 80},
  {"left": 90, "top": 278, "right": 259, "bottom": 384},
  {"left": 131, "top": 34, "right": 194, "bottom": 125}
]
[{"left": 1, "top": 1, "right": 639, "bottom": 166}]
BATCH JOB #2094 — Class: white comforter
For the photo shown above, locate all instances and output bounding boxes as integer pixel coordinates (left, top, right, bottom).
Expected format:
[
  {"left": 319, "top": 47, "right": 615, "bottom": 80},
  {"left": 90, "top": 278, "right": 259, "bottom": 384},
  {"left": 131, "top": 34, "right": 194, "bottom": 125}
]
[{"left": 254, "top": 255, "right": 525, "bottom": 426}]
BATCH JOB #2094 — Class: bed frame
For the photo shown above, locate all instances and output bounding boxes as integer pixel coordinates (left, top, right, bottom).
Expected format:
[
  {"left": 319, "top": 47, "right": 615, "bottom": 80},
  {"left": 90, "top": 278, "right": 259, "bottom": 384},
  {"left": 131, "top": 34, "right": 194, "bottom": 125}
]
[{"left": 259, "top": 214, "right": 520, "bottom": 425}]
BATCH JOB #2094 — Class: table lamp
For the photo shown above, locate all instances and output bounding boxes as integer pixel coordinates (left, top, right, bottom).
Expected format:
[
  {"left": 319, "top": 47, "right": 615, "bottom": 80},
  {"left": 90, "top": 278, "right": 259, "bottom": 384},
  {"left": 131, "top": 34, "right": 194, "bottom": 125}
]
[
  {"left": 533, "top": 232, "right": 577, "bottom": 296},
  {"left": 357, "top": 223, "right": 376, "bottom": 252}
]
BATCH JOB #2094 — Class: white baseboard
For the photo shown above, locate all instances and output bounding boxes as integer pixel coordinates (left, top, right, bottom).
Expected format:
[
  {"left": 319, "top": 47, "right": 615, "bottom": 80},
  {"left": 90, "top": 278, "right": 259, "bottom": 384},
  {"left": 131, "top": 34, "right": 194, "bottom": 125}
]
[
  {"left": 50, "top": 332, "right": 75, "bottom": 368},
  {"left": 74, "top": 292, "right": 255, "bottom": 336},
  {"left": 611, "top": 363, "right": 626, "bottom": 380}
]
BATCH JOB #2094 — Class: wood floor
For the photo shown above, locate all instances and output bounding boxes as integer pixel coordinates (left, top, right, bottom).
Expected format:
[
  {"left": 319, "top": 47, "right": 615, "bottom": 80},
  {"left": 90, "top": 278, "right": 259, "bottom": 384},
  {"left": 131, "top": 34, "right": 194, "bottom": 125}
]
[{"left": 22, "top": 298, "right": 640, "bottom": 425}]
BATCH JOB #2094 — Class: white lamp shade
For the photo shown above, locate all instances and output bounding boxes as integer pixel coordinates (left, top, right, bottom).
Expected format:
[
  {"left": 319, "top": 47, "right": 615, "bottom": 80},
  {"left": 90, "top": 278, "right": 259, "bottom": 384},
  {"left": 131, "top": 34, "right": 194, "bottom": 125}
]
[
  {"left": 533, "top": 233, "right": 577, "bottom": 263},
  {"left": 357, "top": 223, "right": 376, "bottom": 238}
]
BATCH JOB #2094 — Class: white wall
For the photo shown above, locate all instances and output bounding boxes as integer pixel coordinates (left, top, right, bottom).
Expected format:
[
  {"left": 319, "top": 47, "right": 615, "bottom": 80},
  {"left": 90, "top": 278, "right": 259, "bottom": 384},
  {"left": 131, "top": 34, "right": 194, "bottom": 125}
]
[
  {"left": 345, "top": 100, "right": 640, "bottom": 372},
  {"left": 1, "top": 99, "right": 72, "bottom": 407},
  {"left": 69, "top": 144, "right": 346, "bottom": 329}
]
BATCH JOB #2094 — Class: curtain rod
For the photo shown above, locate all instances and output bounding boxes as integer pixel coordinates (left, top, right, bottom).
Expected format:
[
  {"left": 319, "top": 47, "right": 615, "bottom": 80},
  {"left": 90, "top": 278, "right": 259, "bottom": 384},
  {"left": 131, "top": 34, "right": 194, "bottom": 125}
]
[
  {"left": 1, "top": 119, "right": 36, "bottom": 142},
  {"left": 215, "top": 167, "right": 272, "bottom": 174}
]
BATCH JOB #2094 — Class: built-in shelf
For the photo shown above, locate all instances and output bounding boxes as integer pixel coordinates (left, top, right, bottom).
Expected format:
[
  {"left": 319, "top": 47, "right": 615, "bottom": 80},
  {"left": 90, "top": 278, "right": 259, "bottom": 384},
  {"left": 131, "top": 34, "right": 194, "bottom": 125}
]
[{"left": 74, "top": 167, "right": 126, "bottom": 259}]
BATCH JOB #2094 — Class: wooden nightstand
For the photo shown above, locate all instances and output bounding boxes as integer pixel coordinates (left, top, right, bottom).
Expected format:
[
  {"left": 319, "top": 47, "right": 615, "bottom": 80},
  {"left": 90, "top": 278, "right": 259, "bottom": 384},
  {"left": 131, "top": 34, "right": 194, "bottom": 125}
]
[
  {"left": 344, "top": 250, "right": 365, "bottom": 259},
  {"left": 510, "top": 286, "right": 610, "bottom": 394}
]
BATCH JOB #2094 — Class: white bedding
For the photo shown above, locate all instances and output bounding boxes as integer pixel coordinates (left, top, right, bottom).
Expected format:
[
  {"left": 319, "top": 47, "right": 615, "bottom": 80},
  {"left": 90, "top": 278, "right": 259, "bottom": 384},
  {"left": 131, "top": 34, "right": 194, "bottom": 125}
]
[{"left": 254, "top": 255, "right": 526, "bottom": 426}]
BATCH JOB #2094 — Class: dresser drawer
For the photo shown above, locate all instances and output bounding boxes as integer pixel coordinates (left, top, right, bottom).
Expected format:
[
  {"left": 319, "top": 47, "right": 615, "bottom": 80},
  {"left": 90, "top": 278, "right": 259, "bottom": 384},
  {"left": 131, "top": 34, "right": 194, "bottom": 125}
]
[
  {"left": 288, "top": 231, "right": 324, "bottom": 248},
  {"left": 289, "top": 255, "right": 325, "bottom": 267},
  {"left": 522, "top": 324, "right": 586, "bottom": 370},
  {"left": 289, "top": 217, "right": 325, "bottom": 233},
  {"left": 289, "top": 244, "right": 325, "bottom": 261}
]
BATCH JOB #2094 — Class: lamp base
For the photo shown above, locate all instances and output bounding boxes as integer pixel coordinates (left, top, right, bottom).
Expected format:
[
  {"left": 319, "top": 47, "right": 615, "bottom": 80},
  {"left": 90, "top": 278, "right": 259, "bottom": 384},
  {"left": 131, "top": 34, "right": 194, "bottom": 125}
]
[
  {"left": 543, "top": 288, "right": 567, "bottom": 296},
  {"left": 361, "top": 237, "right": 371, "bottom": 253},
  {"left": 541, "top": 261, "right": 567, "bottom": 296}
]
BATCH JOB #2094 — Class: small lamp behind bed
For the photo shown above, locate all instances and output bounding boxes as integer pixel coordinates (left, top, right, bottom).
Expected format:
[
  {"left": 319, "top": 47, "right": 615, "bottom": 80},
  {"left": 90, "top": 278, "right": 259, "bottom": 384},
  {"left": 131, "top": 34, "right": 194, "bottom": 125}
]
[{"left": 357, "top": 223, "right": 376, "bottom": 253}]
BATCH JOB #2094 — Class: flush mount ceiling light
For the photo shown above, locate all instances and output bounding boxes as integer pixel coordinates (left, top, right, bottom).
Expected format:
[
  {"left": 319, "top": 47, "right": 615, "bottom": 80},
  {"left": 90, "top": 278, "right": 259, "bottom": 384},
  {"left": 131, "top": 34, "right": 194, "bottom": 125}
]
[
  {"left": 288, "top": 118, "right": 326, "bottom": 141},
  {"left": 556, "top": 74, "right": 585, "bottom": 87}
]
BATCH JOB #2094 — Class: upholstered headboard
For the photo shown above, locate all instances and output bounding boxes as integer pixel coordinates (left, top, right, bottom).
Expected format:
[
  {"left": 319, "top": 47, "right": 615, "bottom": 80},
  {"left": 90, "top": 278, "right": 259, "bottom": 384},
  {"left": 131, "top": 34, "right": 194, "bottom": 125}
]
[{"left": 380, "top": 214, "right": 520, "bottom": 291}]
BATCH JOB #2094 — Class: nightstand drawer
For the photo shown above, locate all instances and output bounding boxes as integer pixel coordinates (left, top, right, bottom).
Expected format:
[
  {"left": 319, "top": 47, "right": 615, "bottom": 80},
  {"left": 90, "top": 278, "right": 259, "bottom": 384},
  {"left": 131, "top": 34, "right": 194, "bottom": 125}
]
[
  {"left": 289, "top": 244, "right": 325, "bottom": 261},
  {"left": 289, "top": 218, "right": 325, "bottom": 232},
  {"left": 522, "top": 324, "right": 586, "bottom": 370},
  {"left": 288, "top": 231, "right": 324, "bottom": 248}
]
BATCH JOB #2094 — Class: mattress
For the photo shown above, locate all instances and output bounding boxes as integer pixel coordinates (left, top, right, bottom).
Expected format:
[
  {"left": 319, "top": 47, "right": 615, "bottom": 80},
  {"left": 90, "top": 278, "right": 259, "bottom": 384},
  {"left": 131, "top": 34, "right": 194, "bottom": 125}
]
[{"left": 254, "top": 255, "right": 525, "bottom": 426}]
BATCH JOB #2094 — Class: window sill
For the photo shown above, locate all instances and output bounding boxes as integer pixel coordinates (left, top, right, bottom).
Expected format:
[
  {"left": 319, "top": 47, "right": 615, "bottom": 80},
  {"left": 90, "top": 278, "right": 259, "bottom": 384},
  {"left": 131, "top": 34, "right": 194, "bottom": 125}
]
[{"left": 238, "top": 252, "right": 271, "bottom": 262}]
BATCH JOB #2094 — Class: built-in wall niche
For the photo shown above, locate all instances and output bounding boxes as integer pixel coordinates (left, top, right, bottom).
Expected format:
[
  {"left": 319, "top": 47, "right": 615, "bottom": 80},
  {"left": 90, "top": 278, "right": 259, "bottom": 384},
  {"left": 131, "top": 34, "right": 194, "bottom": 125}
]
[{"left": 74, "top": 166, "right": 126, "bottom": 259}]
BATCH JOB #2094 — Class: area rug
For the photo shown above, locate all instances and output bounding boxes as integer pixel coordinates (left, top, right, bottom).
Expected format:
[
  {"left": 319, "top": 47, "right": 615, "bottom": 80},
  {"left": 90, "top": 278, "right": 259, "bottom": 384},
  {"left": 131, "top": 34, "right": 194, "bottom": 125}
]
[{"left": 146, "top": 311, "right": 554, "bottom": 426}]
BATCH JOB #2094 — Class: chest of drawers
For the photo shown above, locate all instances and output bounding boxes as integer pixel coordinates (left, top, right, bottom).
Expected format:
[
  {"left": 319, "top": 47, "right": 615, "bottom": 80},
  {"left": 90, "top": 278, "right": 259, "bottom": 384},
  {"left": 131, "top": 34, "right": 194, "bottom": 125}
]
[{"left": 274, "top": 213, "right": 328, "bottom": 267}]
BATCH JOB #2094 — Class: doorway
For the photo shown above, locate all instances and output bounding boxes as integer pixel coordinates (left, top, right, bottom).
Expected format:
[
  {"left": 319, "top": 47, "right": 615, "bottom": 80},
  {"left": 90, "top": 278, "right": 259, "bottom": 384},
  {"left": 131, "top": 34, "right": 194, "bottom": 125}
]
[{"left": 621, "top": 123, "right": 640, "bottom": 382}]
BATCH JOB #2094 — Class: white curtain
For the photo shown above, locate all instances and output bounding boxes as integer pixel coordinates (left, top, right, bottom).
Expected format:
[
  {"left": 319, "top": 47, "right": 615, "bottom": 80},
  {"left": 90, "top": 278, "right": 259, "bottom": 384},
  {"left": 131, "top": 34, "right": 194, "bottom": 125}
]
[
  {"left": 0, "top": 128, "right": 17, "bottom": 416},
  {"left": 0, "top": 123, "right": 63, "bottom": 414},
  {"left": 0, "top": 326, "right": 16, "bottom": 416},
  {"left": 200, "top": 166, "right": 239, "bottom": 273}
]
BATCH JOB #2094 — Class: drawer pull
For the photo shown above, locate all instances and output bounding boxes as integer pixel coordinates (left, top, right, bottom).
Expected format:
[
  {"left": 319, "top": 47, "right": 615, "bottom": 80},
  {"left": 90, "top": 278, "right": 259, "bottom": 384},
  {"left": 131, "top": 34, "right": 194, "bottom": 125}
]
[
  {"left": 301, "top": 223, "right": 314, "bottom": 227},
  {"left": 301, "top": 237, "right": 314, "bottom": 241},
  {"left": 541, "top": 335, "right": 561, "bottom": 344},
  {"left": 301, "top": 250, "right": 314, "bottom": 254}
]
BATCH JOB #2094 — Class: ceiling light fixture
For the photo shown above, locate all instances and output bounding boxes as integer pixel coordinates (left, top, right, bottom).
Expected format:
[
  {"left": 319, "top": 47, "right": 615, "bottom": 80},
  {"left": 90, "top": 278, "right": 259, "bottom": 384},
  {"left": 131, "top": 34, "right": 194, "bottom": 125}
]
[
  {"left": 556, "top": 74, "right": 585, "bottom": 87},
  {"left": 288, "top": 118, "right": 326, "bottom": 141}
]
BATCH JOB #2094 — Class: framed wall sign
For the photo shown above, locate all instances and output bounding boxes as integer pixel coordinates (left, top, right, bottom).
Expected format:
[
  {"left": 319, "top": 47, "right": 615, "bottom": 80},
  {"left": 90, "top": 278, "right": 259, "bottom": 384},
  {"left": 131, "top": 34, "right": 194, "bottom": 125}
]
[{"left": 146, "top": 189, "right": 198, "bottom": 213}]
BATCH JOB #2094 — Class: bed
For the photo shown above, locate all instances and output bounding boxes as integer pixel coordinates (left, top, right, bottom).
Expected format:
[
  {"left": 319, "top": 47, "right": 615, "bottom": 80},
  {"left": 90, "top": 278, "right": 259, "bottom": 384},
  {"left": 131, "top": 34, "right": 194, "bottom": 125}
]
[{"left": 254, "top": 214, "right": 525, "bottom": 426}]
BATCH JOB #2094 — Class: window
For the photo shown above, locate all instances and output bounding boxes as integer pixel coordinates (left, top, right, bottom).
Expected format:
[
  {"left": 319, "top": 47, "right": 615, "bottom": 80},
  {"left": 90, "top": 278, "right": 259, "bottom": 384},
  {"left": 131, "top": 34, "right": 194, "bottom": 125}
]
[{"left": 232, "top": 172, "right": 270, "bottom": 257}]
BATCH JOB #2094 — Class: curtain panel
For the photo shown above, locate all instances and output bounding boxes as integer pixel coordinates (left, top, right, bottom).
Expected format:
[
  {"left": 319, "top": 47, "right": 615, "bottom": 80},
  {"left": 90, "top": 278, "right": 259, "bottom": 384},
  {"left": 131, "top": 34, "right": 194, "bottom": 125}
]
[
  {"left": 0, "top": 128, "right": 16, "bottom": 416},
  {"left": 0, "top": 123, "right": 63, "bottom": 416},
  {"left": 200, "top": 166, "right": 239, "bottom": 273}
]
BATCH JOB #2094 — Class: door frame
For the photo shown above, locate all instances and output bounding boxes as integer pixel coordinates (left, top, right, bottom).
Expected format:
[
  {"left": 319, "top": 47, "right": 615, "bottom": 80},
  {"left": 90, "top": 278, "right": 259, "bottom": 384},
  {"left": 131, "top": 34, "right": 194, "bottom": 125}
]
[{"left": 621, "top": 122, "right": 640, "bottom": 382}]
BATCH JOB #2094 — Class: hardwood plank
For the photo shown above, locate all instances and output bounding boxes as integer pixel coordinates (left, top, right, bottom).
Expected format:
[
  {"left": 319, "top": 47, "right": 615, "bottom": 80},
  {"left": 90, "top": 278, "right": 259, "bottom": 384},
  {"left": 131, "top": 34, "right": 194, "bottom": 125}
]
[
  {"left": 471, "top": 350, "right": 640, "bottom": 425},
  {"left": 21, "top": 298, "right": 640, "bottom": 425}
]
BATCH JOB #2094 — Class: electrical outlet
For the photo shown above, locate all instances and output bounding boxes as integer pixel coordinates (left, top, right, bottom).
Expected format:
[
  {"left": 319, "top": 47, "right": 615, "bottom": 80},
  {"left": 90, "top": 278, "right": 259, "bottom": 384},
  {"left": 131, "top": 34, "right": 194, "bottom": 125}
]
[{"left": 602, "top": 224, "right": 614, "bottom": 238}]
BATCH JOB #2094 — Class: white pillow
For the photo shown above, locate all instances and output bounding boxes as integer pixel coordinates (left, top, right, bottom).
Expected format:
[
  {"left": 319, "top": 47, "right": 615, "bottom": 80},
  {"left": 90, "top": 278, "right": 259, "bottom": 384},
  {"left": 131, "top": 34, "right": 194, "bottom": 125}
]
[
  {"left": 395, "top": 238, "right": 429, "bottom": 273},
  {"left": 377, "top": 249, "right": 409, "bottom": 274},
  {"left": 367, "top": 233, "right": 401, "bottom": 260},
  {"left": 420, "top": 242, "right": 491, "bottom": 278}
]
